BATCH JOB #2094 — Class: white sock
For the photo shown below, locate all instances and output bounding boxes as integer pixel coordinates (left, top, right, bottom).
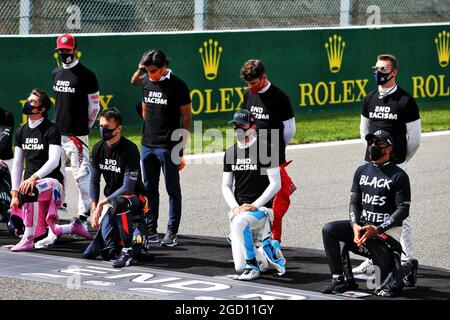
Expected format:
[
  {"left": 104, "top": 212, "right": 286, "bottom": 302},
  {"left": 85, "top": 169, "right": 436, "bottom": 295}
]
[
  {"left": 24, "top": 227, "right": 35, "bottom": 237},
  {"left": 122, "top": 247, "right": 132, "bottom": 253},
  {"left": 46, "top": 228, "right": 57, "bottom": 239},
  {"left": 58, "top": 224, "right": 72, "bottom": 235}
]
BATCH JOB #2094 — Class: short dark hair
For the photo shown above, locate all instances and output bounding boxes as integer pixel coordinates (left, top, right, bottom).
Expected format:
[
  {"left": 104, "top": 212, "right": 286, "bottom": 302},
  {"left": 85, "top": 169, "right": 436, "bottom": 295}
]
[
  {"left": 31, "top": 88, "right": 51, "bottom": 117},
  {"left": 377, "top": 54, "right": 399, "bottom": 70},
  {"left": 141, "top": 49, "right": 169, "bottom": 68},
  {"left": 240, "top": 59, "right": 266, "bottom": 81},
  {"left": 99, "top": 107, "right": 122, "bottom": 126}
]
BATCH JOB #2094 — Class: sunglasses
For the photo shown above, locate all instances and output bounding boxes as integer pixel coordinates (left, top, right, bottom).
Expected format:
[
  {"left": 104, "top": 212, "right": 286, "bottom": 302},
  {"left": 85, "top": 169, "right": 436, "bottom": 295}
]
[{"left": 372, "top": 66, "right": 391, "bottom": 73}]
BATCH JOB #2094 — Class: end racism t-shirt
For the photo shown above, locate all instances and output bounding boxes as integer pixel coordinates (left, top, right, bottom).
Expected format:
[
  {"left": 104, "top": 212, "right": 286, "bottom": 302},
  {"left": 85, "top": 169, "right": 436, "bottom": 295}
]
[
  {"left": 141, "top": 73, "right": 191, "bottom": 148},
  {"left": 223, "top": 140, "right": 276, "bottom": 208},
  {"left": 362, "top": 86, "right": 420, "bottom": 164},
  {"left": 244, "top": 84, "right": 294, "bottom": 165},
  {"left": 15, "top": 118, "right": 64, "bottom": 184},
  {"left": 91, "top": 136, "right": 145, "bottom": 198},
  {"left": 52, "top": 63, "right": 99, "bottom": 136}
]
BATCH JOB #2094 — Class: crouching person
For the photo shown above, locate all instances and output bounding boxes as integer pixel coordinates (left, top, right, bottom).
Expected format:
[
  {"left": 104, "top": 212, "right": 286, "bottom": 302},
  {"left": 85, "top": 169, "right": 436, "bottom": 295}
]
[
  {"left": 82, "top": 108, "right": 150, "bottom": 268},
  {"left": 0, "top": 160, "right": 11, "bottom": 223},
  {"left": 9, "top": 89, "right": 92, "bottom": 251},
  {"left": 222, "top": 110, "right": 286, "bottom": 281},
  {"left": 321, "top": 130, "right": 418, "bottom": 297}
]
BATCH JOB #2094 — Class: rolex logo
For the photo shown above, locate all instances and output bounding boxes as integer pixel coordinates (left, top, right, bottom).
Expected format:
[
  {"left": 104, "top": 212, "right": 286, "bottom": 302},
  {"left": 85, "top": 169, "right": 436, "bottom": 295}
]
[
  {"left": 199, "top": 39, "right": 223, "bottom": 80},
  {"left": 324, "top": 34, "right": 345, "bottom": 73},
  {"left": 53, "top": 51, "right": 82, "bottom": 67},
  {"left": 435, "top": 30, "right": 449, "bottom": 67}
]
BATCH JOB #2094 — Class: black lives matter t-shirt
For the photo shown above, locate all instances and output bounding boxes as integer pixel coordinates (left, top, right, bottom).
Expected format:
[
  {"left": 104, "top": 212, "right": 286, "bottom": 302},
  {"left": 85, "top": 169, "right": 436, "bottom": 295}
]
[
  {"left": 244, "top": 84, "right": 295, "bottom": 165},
  {"left": 52, "top": 63, "right": 99, "bottom": 136},
  {"left": 141, "top": 74, "right": 191, "bottom": 148},
  {"left": 223, "top": 140, "right": 275, "bottom": 208},
  {"left": 15, "top": 118, "right": 64, "bottom": 184},
  {"left": 362, "top": 86, "right": 420, "bottom": 163},
  {"left": 351, "top": 161, "right": 410, "bottom": 228},
  {"left": 91, "top": 137, "right": 145, "bottom": 198}
]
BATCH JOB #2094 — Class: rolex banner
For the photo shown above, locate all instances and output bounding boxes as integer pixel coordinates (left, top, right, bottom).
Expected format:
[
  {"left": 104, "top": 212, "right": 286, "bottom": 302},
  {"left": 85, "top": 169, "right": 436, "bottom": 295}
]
[{"left": 0, "top": 23, "right": 449, "bottom": 126}]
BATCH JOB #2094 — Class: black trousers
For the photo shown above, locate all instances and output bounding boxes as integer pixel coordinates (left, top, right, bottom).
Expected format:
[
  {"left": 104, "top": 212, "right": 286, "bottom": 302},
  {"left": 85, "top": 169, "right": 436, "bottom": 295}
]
[
  {"left": 322, "top": 220, "right": 407, "bottom": 292},
  {"left": 83, "top": 194, "right": 147, "bottom": 259}
]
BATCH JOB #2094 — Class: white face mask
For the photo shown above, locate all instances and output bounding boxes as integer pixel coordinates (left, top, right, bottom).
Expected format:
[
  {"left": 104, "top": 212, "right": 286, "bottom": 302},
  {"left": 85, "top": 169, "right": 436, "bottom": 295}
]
[{"left": 234, "top": 126, "right": 253, "bottom": 142}]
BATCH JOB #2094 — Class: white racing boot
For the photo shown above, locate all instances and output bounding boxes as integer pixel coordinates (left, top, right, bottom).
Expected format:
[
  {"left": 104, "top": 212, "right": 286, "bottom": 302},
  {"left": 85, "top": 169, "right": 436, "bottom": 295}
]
[
  {"left": 352, "top": 259, "right": 375, "bottom": 274},
  {"left": 35, "top": 229, "right": 58, "bottom": 249},
  {"left": 238, "top": 264, "right": 260, "bottom": 281}
]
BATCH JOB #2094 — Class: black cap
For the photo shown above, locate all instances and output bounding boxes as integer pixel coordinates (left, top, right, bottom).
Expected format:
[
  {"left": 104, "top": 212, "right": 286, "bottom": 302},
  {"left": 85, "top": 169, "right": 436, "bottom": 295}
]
[
  {"left": 228, "top": 109, "right": 255, "bottom": 126},
  {"left": 365, "top": 130, "right": 394, "bottom": 147}
]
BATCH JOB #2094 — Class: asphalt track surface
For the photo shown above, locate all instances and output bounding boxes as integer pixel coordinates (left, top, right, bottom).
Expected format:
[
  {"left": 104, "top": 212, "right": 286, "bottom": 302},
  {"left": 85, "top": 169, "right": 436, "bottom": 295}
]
[{"left": 1, "top": 132, "right": 449, "bottom": 300}]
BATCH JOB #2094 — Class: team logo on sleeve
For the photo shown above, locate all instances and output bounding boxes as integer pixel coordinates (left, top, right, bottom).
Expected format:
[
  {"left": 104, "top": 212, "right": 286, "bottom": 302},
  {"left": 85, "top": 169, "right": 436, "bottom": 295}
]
[{"left": 129, "top": 170, "right": 139, "bottom": 181}]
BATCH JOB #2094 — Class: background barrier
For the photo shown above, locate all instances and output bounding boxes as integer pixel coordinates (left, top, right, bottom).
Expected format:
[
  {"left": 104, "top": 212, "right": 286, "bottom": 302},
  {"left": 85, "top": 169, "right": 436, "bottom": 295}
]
[{"left": 1, "top": 23, "right": 450, "bottom": 126}]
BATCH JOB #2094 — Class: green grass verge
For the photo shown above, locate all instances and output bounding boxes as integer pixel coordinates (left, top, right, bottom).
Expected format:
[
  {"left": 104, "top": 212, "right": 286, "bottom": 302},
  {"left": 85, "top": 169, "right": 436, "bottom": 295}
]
[{"left": 89, "top": 104, "right": 450, "bottom": 153}]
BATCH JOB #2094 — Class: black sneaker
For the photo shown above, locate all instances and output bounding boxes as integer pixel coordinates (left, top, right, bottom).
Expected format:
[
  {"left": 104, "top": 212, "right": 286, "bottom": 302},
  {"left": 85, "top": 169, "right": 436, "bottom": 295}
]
[
  {"left": 404, "top": 259, "right": 419, "bottom": 287},
  {"left": 375, "top": 286, "right": 400, "bottom": 297},
  {"left": 321, "top": 275, "right": 359, "bottom": 294},
  {"left": 161, "top": 231, "right": 178, "bottom": 247},
  {"left": 112, "top": 250, "right": 137, "bottom": 268},
  {"left": 146, "top": 228, "right": 160, "bottom": 243}
]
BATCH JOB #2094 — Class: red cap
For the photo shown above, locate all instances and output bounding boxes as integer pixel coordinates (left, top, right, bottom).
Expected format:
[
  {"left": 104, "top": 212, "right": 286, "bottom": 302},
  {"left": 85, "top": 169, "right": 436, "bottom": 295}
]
[{"left": 55, "top": 34, "right": 76, "bottom": 50}]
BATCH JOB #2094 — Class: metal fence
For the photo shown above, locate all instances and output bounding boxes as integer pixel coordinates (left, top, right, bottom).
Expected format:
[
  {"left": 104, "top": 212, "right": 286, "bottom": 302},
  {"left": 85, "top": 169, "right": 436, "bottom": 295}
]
[{"left": 1, "top": 0, "right": 450, "bottom": 34}]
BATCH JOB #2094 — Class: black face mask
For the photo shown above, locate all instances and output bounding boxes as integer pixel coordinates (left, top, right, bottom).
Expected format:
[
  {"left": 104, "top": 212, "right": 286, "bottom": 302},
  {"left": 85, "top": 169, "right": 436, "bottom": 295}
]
[
  {"left": 374, "top": 70, "right": 394, "bottom": 85},
  {"left": 100, "top": 127, "right": 117, "bottom": 141},
  {"left": 369, "top": 145, "right": 386, "bottom": 161},
  {"left": 234, "top": 127, "right": 251, "bottom": 142},
  {"left": 59, "top": 53, "right": 75, "bottom": 64},
  {"left": 22, "top": 101, "right": 40, "bottom": 115}
]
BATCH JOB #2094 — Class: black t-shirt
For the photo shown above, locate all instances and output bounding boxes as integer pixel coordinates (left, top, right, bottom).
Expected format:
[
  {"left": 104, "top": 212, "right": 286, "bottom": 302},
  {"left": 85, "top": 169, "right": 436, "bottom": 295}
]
[
  {"left": 52, "top": 63, "right": 99, "bottom": 136},
  {"left": 223, "top": 140, "right": 276, "bottom": 208},
  {"left": 141, "top": 73, "right": 191, "bottom": 148},
  {"left": 91, "top": 137, "right": 145, "bottom": 198},
  {"left": 351, "top": 161, "right": 411, "bottom": 228},
  {"left": 15, "top": 118, "right": 64, "bottom": 184},
  {"left": 0, "top": 162, "right": 11, "bottom": 214},
  {"left": 244, "top": 84, "right": 295, "bottom": 165},
  {"left": 362, "top": 86, "right": 420, "bottom": 164},
  {"left": 0, "top": 107, "right": 14, "bottom": 160}
]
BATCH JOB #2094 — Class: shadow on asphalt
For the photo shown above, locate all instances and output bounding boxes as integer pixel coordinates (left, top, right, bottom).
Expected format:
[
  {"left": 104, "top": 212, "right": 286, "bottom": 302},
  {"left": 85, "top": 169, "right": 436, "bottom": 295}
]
[{"left": 1, "top": 223, "right": 449, "bottom": 300}]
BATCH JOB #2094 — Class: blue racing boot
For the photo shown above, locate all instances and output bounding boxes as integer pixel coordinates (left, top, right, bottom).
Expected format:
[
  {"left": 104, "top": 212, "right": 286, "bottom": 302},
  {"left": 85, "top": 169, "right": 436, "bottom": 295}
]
[{"left": 262, "top": 239, "right": 286, "bottom": 275}]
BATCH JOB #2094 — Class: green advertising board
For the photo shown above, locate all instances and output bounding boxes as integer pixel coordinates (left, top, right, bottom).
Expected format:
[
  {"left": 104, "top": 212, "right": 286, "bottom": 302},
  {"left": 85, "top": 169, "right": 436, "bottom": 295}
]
[{"left": 1, "top": 23, "right": 450, "bottom": 127}]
